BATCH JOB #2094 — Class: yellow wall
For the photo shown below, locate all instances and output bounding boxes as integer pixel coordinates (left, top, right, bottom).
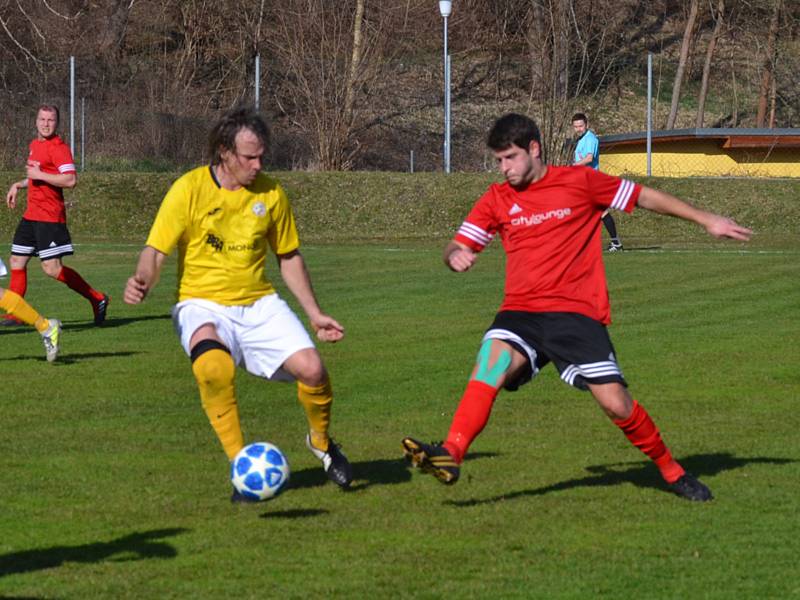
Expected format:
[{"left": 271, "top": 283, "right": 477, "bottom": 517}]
[{"left": 600, "top": 140, "right": 800, "bottom": 178}]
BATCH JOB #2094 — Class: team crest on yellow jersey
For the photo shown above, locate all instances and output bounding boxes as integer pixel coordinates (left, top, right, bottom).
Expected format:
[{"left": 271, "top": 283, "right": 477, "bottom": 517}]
[{"left": 252, "top": 202, "right": 266, "bottom": 217}]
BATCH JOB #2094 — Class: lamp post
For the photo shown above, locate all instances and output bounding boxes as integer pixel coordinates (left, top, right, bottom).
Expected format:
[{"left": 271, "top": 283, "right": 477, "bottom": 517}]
[{"left": 439, "top": 1, "right": 452, "bottom": 173}]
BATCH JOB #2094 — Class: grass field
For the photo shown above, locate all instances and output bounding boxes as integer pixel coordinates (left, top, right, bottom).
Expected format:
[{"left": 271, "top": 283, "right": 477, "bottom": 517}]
[{"left": 1, "top": 235, "right": 798, "bottom": 598}]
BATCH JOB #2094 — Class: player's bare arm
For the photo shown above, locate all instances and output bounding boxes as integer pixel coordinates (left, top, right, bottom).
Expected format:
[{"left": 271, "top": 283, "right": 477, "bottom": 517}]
[
  {"left": 574, "top": 153, "right": 593, "bottom": 166},
  {"left": 637, "top": 186, "right": 753, "bottom": 241},
  {"left": 124, "top": 245, "right": 166, "bottom": 304},
  {"left": 277, "top": 249, "right": 344, "bottom": 343},
  {"left": 444, "top": 240, "right": 477, "bottom": 272},
  {"left": 5, "top": 179, "right": 27, "bottom": 209},
  {"left": 25, "top": 161, "right": 77, "bottom": 189}
]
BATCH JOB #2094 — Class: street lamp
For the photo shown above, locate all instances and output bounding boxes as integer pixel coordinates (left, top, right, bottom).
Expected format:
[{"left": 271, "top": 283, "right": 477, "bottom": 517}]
[{"left": 439, "top": 1, "right": 452, "bottom": 173}]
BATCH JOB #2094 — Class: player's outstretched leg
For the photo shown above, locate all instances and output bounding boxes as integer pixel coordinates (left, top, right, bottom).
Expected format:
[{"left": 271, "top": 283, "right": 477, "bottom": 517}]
[
  {"left": 41, "top": 319, "right": 62, "bottom": 363},
  {"left": 613, "top": 398, "right": 713, "bottom": 502},
  {"left": 401, "top": 438, "right": 460, "bottom": 484},
  {"left": 53, "top": 264, "right": 109, "bottom": 326},
  {"left": 0, "top": 288, "right": 62, "bottom": 362}
]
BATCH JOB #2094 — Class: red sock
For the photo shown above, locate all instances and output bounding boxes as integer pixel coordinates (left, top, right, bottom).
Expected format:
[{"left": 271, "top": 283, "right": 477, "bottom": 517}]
[
  {"left": 614, "top": 400, "right": 685, "bottom": 484},
  {"left": 56, "top": 266, "right": 104, "bottom": 303},
  {"left": 9, "top": 268, "right": 27, "bottom": 297},
  {"left": 443, "top": 380, "right": 499, "bottom": 464}
]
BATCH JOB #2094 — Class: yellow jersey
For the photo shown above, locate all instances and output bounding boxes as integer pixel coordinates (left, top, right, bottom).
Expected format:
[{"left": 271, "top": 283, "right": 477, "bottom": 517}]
[{"left": 146, "top": 166, "right": 300, "bottom": 305}]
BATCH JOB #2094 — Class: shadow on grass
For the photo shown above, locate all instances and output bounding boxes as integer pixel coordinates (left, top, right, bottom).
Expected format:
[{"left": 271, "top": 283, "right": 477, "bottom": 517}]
[
  {"left": 260, "top": 508, "right": 329, "bottom": 519},
  {"left": 285, "top": 452, "right": 498, "bottom": 493},
  {"left": 0, "top": 313, "right": 171, "bottom": 337},
  {"left": 65, "top": 314, "right": 173, "bottom": 331},
  {"left": 0, "top": 528, "right": 189, "bottom": 578},
  {"left": 0, "top": 350, "right": 140, "bottom": 363},
  {"left": 444, "top": 452, "right": 797, "bottom": 507}
]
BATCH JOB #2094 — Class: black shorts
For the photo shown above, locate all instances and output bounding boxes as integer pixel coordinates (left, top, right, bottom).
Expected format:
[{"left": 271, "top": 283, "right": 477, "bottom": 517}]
[
  {"left": 483, "top": 311, "right": 627, "bottom": 391},
  {"left": 11, "top": 219, "right": 74, "bottom": 260}
]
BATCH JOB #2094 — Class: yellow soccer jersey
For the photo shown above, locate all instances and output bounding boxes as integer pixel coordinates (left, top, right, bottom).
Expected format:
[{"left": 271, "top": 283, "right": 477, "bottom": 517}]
[{"left": 146, "top": 166, "right": 300, "bottom": 305}]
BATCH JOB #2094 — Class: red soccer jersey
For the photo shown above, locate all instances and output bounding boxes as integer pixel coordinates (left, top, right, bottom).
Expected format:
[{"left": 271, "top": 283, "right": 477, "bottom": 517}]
[
  {"left": 23, "top": 135, "right": 76, "bottom": 223},
  {"left": 454, "top": 166, "right": 641, "bottom": 324}
]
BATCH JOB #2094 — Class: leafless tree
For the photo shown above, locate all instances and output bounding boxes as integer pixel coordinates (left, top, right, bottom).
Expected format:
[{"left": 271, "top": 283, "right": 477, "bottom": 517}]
[
  {"left": 756, "top": 0, "right": 781, "bottom": 128},
  {"left": 696, "top": 0, "right": 725, "bottom": 128},
  {"left": 666, "top": 0, "right": 700, "bottom": 129}
]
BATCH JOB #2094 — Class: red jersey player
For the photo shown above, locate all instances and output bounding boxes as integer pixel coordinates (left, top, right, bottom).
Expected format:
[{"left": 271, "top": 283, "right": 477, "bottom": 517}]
[
  {"left": 402, "top": 113, "right": 752, "bottom": 501},
  {"left": 4, "top": 104, "right": 108, "bottom": 325}
]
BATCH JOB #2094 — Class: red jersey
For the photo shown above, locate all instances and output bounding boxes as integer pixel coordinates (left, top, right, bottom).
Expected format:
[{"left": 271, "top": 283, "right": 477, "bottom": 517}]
[
  {"left": 23, "top": 135, "right": 76, "bottom": 223},
  {"left": 454, "top": 166, "right": 640, "bottom": 324}
]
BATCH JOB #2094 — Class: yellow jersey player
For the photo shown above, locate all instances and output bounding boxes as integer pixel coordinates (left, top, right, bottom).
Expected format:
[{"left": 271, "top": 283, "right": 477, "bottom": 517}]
[{"left": 124, "top": 106, "right": 352, "bottom": 501}]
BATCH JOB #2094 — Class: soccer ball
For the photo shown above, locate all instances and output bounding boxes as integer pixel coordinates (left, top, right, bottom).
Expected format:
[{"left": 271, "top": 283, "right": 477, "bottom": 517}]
[{"left": 231, "top": 442, "right": 290, "bottom": 501}]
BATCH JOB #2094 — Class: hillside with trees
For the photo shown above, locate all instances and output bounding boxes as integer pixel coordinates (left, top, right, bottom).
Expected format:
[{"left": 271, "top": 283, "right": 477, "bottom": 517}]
[{"left": 1, "top": 0, "right": 797, "bottom": 171}]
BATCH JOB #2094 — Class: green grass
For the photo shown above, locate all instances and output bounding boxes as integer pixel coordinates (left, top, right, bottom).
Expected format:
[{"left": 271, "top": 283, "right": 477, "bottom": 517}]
[
  {"left": 1, "top": 236, "right": 798, "bottom": 598},
  {"left": 2, "top": 172, "right": 799, "bottom": 244}
]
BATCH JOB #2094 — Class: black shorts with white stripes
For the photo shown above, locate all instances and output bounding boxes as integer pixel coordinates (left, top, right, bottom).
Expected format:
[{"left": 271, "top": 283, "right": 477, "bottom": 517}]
[
  {"left": 11, "top": 218, "right": 75, "bottom": 260},
  {"left": 483, "top": 311, "right": 627, "bottom": 392}
]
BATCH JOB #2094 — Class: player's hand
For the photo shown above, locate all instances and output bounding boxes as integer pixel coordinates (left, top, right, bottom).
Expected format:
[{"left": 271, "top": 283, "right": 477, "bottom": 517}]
[
  {"left": 447, "top": 247, "right": 477, "bottom": 272},
  {"left": 123, "top": 275, "right": 149, "bottom": 304},
  {"left": 705, "top": 215, "right": 752, "bottom": 241},
  {"left": 5, "top": 185, "right": 17, "bottom": 209},
  {"left": 312, "top": 315, "right": 344, "bottom": 343},
  {"left": 25, "top": 160, "right": 42, "bottom": 181}
]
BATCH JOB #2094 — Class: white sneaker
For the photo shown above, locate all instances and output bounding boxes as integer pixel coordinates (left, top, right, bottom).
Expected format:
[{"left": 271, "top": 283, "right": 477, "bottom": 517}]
[
  {"left": 41, "top": 319, "right": 62, "bottom": 362},
  {"left": 0, "top": 257, "right": 7, "bottom": 278}
]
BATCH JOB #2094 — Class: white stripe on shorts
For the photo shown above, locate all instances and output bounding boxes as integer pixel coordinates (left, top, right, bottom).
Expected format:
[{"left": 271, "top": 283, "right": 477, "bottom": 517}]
[
  {"left": 561, "top": 360, "right": 622, "bottom": 387},
  {"left": 38, "top": 243, "right": 74, "bottom": 259},
  {"left": 481, "top": 328, "right": 540, "bottom": 380}
]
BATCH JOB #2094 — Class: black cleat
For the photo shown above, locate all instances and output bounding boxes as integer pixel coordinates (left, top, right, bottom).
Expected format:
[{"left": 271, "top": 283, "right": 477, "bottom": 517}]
[
  {"left": 669, "top": 473, "right": 713, "bottom": 502},
  {"left": 93, "top": 294, "right": 110, "bottom": 326},
  {"left": 607, "top": 240, "right": 624, "bottom": 252},
  {"left": 402, "top": 437, "right": 460, "bottom": 485},
  {"left": 306, "top": 434, "right": 353, "bottom": 489}
]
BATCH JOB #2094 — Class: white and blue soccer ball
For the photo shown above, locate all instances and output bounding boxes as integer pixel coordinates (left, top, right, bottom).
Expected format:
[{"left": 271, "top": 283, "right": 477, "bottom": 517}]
[{"left": 231, "top": 442, "right": 290, "bottom": 501}]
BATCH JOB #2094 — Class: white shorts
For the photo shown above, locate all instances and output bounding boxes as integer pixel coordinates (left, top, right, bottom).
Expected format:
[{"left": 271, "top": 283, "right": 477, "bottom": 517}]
[{"left": 172, "top": 294, "right": 315, "bottom": 382}]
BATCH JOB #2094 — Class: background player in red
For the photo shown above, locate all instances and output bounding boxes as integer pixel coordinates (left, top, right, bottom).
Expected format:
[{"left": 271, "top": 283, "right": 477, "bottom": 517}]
[
  {"left": 403, "top": 113, "right": 752, "bottom": 501},
  {"left": 4, "top": 104, "right": 108, "bottom": 325}
]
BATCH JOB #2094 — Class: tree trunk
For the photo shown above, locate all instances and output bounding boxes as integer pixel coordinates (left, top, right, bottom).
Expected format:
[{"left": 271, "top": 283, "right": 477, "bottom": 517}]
[
  {"left": 666, "top": 0, "right": 700, "bottom": 129},
  {"left": 696, "top": 0, "right": 724, "bottom": 128},
  {"left": 97, "top": 0, "right": 135, "bottom": 55},
  {"left": 756, "top": 0, "right": 781, "bottom": 128}
]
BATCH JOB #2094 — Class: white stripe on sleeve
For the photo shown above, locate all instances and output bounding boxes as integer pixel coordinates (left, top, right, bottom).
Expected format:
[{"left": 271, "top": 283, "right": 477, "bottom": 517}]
[
  {"left": 457, "top": 221, "right": 493, "bottom": 247},
  {"left": 610, "top": 179, "right": 634, "bottom": 211}
]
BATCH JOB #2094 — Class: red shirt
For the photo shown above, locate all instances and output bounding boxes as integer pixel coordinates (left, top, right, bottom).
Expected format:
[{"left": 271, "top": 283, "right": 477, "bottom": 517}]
[
  {"left": 454, "top": 166, "right": 640, "bottom": 324},
  {"left": 23, "top": 135, "right": 76, "bottom": 223}
]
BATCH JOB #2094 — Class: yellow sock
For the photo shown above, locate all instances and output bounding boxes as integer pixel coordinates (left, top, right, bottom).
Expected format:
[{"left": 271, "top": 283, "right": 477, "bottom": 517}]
[
  {"left": 192, "top": 348, "right": 243, "bottom": 460},
  {"left": 298, "top": 379, "right": 333, "bottom": 452},
  {"left": 0, "top": 289, "right": 49, "bottom": 332}
]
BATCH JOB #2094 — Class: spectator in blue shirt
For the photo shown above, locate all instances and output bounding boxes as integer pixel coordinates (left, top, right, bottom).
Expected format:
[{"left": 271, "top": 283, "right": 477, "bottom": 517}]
[{"left": 572, "top": 113, "right": 623, "bottom": 251}]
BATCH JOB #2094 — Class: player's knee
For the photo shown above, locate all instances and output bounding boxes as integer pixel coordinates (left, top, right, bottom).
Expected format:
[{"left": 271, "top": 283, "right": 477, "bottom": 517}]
[
  {"left": 9, "top": 256, "right": 27, "bottom": 269},
  {"left": 41, "top": 262, "right": 61, "bottom": 278},
  {"left": 296, "top": 363, "right": 327, "bottom": 387},
  {"left": 285, "top": 348, "right": 327, "bottom": 386},
  {"left": 190, "top": 340, "right": 235, "bottom": 392},
  {"left": 471, "top": 339, "right": 513, "bottom": 387}
]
